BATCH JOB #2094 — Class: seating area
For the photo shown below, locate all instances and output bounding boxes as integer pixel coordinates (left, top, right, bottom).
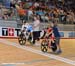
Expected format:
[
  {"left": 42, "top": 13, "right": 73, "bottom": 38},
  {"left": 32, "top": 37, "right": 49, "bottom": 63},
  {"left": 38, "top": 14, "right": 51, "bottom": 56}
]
[
  {"left": 0, "top": 0, "right": 75, "bottom": 25},
  {"left": 17, "top": 0, "right": 75, "bottom": 24},
  {"left": 0, "top": 0, "right": 17, "bottom": 20}
]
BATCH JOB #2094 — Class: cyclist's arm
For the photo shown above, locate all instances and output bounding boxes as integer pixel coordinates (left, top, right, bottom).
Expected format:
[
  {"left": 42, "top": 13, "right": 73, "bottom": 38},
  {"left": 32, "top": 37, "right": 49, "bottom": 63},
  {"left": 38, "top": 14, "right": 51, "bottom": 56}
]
[
  {"left": 45, "top": 30, "right": 53, "bottom": 37},
  {"left": 21, "top": 25, "right": 27, "bottom": 32},
  {"left": 21, "top": 25, "right": 24, "bottom": 31}
]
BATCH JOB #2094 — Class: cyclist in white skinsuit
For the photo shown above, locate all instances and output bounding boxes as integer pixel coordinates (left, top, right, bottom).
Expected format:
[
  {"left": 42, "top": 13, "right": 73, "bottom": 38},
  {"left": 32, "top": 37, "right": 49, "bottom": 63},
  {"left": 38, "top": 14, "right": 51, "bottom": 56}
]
[{"left": 21, "top": 21, "right": 33, "bottom": 42}]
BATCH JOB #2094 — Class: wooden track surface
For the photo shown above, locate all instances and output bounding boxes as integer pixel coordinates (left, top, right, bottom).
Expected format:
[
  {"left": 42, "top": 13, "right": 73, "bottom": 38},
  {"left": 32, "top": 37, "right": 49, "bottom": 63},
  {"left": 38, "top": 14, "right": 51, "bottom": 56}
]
[{"left": 0, "top": 38, "right": 75, "bottom": 66}]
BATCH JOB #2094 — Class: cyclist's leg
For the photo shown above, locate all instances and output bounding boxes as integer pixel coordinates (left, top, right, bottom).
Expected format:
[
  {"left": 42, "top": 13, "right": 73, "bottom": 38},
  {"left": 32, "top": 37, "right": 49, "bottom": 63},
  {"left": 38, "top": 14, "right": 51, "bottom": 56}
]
[
  {"left": 48, "top": 38, "right": 52, "bottom": 48},
  {"left": 28, "top": 29, "right": 34, "bottom": 44},
  {"left": 30, "top": 32, "right": 33, "bottom": 42}
]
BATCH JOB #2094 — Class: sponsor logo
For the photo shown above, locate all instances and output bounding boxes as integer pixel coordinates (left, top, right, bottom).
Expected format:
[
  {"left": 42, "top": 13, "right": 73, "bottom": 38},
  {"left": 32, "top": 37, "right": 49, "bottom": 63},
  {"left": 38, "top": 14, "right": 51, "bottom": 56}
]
[
  {"left": 8, "top": 28, "right": 14, "bottom": 36},
  {"left": 2, "top": 27, "right": 21, "bottom": 37}
]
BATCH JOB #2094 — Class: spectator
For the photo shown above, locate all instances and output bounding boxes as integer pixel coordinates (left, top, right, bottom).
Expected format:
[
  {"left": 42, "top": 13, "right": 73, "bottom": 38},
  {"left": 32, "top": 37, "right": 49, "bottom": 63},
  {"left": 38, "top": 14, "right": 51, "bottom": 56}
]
[
  {"left": 34, "top": 2, "right": 39, "bottom": 8},
  {"left": 28, "top": 8, "right": 33, "bottom": 21},
  {"left": 44, "top": 13, "right": 49, "bottom": 22},
  {"left": 36, "top": 9, "right": 43, "bottom": 15},
  {"left": 59, "top": 9, "right": 67, "bottom": 24},
  {"left": 16, "top": 4, "right": 27, "bottom": 21}
]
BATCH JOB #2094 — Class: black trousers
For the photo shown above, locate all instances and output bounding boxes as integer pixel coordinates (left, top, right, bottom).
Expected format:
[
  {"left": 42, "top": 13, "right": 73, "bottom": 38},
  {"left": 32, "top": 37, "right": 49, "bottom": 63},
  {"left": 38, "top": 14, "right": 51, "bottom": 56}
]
[{"left": 33, "top": 31, "right": 41, "bottom": 44}]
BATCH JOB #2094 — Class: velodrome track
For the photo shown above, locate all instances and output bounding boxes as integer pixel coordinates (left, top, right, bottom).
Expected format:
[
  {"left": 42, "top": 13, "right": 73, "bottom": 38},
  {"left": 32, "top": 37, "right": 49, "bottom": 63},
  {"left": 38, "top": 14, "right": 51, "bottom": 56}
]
[{"left": 0, "top": 38, "right": 75, "bottom": 66}]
